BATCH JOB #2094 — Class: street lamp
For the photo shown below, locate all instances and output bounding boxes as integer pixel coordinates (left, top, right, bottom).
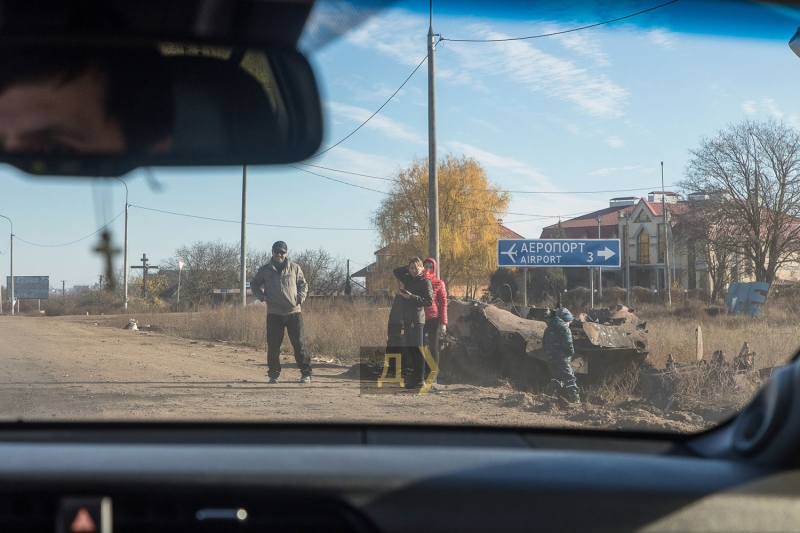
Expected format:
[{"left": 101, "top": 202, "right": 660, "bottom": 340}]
[
  {"left": 0, "top": 215, "right": 13, "bottom": 315},
  {"left": 113, "top": 177, "right": 129, "bottom": 311}
]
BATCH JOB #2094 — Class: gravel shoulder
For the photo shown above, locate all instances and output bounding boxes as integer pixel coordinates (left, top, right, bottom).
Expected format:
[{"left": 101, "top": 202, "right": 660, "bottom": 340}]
[{"left": 0, "top": 314, "right": 709, "bottom": 432}]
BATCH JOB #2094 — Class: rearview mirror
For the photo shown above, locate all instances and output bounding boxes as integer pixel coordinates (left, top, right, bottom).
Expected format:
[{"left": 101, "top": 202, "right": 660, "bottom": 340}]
[{"left": 0, "top": 43, "right": 323, "bottom": 176}]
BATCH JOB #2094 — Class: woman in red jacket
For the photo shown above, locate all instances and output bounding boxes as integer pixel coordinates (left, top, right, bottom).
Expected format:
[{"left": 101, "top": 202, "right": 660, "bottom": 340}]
[{"left": 422, "top": 257, "right": 447, "bottom": 382}]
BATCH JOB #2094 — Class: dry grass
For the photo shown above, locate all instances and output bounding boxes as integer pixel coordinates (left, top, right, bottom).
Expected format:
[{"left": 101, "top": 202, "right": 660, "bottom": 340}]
[
  {"left": 637, "top": 300, "right": 800, "bottom": 371},
  {"left": 106, "top": 299, "right": 388, "bottom": 362}
]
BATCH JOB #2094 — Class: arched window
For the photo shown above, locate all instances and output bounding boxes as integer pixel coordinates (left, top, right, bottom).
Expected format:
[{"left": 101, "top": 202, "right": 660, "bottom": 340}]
[{"left": 637, "top": 231, "right": 650, "bottom": 264}]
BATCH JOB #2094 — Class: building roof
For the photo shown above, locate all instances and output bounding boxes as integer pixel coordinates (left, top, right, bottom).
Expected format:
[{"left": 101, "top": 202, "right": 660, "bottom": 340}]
[
  {"left": 640, "top": 199, "right": 690, "bottom": 217},
  {"left": 540, "top": 204, "right": 634, "bottom": 239},
  {"left": 499, "top": 224, "right": 525, "bottom": 239}
]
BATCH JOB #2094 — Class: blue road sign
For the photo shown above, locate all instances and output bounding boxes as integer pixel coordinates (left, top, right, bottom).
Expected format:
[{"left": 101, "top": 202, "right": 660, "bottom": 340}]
[{"left": 498, "top": 239, "right": 621, "bottom": 268}]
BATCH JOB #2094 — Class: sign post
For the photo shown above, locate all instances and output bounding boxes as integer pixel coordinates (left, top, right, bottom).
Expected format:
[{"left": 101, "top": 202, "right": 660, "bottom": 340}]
[
  {"left": 498, "top": 239, "right": 621, "bottom": 268},
  {"left": 498, "top": 239, "right": 620, "bottom": 308}
]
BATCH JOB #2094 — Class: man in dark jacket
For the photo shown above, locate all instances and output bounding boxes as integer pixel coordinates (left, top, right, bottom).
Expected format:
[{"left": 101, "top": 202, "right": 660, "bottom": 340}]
[
  {"left": 393, "top": 258, "right": 433, "bottom": 389},
  {"left": 542, "top": 307, "right": 580, "bottom": 403},
  {"left": 251, "top": 241, "right": 311, "bottom": 384}
]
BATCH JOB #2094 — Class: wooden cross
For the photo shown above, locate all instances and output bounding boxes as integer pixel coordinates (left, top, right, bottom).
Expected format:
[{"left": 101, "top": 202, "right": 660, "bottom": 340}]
[
  {"left": 130, "top": 253, "right": 159, "bottom": 298},
  {"left": 93, "top": 231, "right": 120, "bottom": 291}
]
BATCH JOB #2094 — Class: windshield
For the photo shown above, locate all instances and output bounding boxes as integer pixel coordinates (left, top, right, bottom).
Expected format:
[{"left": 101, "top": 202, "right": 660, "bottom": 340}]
[{"left": 2, "top": 0, "right": 799, "bottom": 433}]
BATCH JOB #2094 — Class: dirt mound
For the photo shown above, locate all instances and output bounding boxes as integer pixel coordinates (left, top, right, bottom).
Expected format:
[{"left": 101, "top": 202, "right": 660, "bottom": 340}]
[{"left": 497, "top": 393, "right": 710, "bottom": 433}]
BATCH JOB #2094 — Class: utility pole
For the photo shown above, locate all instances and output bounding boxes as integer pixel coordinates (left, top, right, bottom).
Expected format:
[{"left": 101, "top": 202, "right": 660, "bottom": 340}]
[
  {"left": 99, "top": 275, "right": 104, "bottom": 291},
  {"left": 427, "top": 2, "right": 440, "bottom": 269},
  {"left": 662, "top": 162, "right": 671, "bottom": 306},
  {"left": 624, "top": 212, "right": 631, "bottom": 308},
  {"left": 114, "top": 177, "right": 129, "bottom": 310},
  {"left": 345, "top": 259, "right": 352, "bottom": 295},
  {"left": 597, "top": 215, "right": 602, "bottom": 299},
  {"left": 62, "top": 280, "right": 65, "bottom": 299},
  {"left": 0, "top": 215, "right": 13, "bottom": 315},
  {"left": 240, "top": 165, "right": 247, "bottom": 307}
]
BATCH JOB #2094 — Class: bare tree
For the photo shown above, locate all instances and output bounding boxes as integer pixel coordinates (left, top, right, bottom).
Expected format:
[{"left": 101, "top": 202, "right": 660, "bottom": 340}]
[
  {"left": 673, "top": 202, "right": 739, "bottom": 301},
  {"left": 292, "top": 248, "right": 347, "bottom": 295},
  {"left": 681, "top": 119, "right": 800, "bottom": 284},
  {"left": 162, "top": 241, "right": 240, "bottom": 305}
]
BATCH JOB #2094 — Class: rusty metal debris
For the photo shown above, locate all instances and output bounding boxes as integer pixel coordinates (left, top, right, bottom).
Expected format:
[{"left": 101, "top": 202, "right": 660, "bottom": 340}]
[{"left": 442, "top": 300, "right": 649, "bottom": 387}]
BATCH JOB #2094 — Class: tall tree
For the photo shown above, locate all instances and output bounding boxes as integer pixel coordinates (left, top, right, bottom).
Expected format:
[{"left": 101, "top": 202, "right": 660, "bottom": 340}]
[
  {"left": 681, "top": 119, "right": 800, "bottom": 283},
  {"left": 292, "top": 248, "right": 347, "bottom": 295},
  {"left": 673, "top": 202, "right": 738, "bottom": 301},
  {"left": 372, "top": 154, "right": 511, "bottom": 296}
]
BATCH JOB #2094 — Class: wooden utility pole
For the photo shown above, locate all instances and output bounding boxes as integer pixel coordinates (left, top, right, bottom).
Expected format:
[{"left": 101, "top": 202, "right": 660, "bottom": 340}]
[
  {"left": 662, "top": 162, "right": 671, "bottom": 306},
  {"left": 427, "top": 3, "right": 440, "bottom": 269},
  {"left": 240, "top": 165, "right": 247, "bottom": 307}
]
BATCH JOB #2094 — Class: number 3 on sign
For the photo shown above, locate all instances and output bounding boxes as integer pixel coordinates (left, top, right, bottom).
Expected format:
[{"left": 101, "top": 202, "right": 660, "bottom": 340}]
[{"left": 587, "top": 252, "right": 593, "bottom": 263}]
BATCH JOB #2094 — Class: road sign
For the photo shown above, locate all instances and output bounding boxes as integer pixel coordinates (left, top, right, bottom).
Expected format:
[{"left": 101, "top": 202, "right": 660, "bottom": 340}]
[
  {"left": 7, "top": 276, "right": 49, "bottom": 299},
  {"left": 498, "top": 239, "right": 620, "bottom": 268}
]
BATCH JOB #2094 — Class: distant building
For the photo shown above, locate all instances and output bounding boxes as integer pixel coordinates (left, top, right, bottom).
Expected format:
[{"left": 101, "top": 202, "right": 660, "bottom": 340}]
[{"left": 352, "top": 223, "right": 524, "bottom": 296}]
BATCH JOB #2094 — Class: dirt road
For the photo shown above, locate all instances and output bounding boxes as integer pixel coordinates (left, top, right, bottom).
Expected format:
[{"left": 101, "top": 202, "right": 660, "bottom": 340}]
[{"left": 0, "top": 315, "right": 709, "bottom": 432}]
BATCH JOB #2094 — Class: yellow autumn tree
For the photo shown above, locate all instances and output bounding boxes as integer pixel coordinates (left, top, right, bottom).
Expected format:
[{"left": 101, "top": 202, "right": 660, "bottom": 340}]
[{"left": 372, "top": 154, "right": 511, "bottom": 297}]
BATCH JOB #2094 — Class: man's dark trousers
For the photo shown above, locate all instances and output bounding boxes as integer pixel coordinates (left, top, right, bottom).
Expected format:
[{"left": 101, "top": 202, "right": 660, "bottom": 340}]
[{"left": 267, "top": 312, "right": 311, "bottom": 379}]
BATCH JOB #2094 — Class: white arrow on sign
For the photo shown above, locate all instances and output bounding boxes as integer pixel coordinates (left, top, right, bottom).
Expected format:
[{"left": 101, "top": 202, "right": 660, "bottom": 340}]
[
  {"left": 597, "top": 247, "right": 616, "bottom": 260},
  {"left": 500, "top": 243, "right": 518, "bottom": 263}
]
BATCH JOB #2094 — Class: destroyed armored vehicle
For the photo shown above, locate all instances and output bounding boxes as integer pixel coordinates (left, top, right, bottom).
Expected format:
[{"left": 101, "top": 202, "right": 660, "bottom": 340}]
[{"left": 441, "top": 300, "right": 650, "bottom": 387}]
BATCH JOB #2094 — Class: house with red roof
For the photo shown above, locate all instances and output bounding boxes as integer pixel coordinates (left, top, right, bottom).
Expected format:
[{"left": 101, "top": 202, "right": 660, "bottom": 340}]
[
  {"left": 352, "top": 223, "right": 524, "bottom": 296},
  {"left": 540, "top": 192, "right": 696, "bottom": 291}
]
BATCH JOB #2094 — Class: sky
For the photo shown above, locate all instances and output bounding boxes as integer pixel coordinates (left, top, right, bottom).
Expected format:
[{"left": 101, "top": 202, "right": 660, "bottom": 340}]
[{"left": 3, "top": 0, "right": 800, "bottom": 290}]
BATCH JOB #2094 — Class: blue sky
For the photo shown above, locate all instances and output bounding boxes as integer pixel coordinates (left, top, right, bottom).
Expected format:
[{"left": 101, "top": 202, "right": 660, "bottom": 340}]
[{"left": 3, "top": 0, "right": 800, "bottom": 289}]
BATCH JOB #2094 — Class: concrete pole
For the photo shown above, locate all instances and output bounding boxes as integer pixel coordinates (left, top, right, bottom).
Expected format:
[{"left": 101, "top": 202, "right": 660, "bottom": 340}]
[
  {"left": 662, "top": 162, "right": 671, "bottom": 306},
  {"left": 523, "top": 268, "right": 527, "bottom": 307},
  {"left": 597, "top": 216, "right": 602, "bottom": 299},
  {"left": 427, "top": 14, "right": 439, "bottom": 268},
  {"left": 240, "top": 165, "right": 247, "bottom": 307},
  {"left": 114, "top": 178, "right": 129, "bottom": 311},
  {"left": 625, "top": 214, "right": 631, "bottom": 308},
  {"left": 589, "top": 267, "right": 594, "bottom": 309},
  {"left": 0, "top": 216, "right": 13, "bottom": 315}
]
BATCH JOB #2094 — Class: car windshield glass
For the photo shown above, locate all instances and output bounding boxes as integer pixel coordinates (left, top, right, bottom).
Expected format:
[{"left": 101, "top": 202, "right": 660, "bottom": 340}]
[{"left": 2, "top": 0, "right": 799, "bottom": 434}]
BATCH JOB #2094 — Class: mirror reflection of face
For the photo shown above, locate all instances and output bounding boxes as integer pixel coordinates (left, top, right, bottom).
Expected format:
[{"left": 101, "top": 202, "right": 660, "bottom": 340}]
[
  {"left": 409, "top": 262, "right": 422, "bottom": 277},
  {"left": 0, "top": 70, "right": 127, "bottom": 154}
]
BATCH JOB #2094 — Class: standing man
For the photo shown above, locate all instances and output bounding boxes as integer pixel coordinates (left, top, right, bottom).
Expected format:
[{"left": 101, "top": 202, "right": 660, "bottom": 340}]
[
  {"left": 251, "top": 241, "right": 312, "bottom": 384},
  {"left": 542, "top": 307, "right": 580, "bottom": 403}
]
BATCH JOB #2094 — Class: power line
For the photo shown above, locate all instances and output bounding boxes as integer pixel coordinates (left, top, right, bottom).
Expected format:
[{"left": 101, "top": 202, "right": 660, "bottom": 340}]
[
  {"left": 284, "top": 165, "right": 388, "bottom": 194},
  {"left": 294, "top": 163, "right": 392, "bottom": 181},
  {"left": 289, "top": 163, "right": 677, "bottom": 195},
  {"left": 441, "top": 0, "right": 679, "bottom": 43},
  {"left": 309, "top": 54, "right": 428, "bottom": 158},
  {"left": 15, "top": 211, "right": 125, "bottom": 248},
  {"left": 130, "top": 204, "right": 373, "bottom": 231}
]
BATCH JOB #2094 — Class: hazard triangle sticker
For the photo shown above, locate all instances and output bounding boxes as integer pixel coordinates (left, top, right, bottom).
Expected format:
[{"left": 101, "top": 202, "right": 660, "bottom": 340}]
[{"left": 70, "top": 507, "right": 97, "bottom": 532}]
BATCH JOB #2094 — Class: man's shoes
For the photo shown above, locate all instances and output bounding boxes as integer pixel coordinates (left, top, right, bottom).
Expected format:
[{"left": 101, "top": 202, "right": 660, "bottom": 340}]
[
  {"left": 566, "top": 391, "right": 581, "bottom": 404},
  {"left": 300, "top": 375, "right": 311, "bottom": 384},
  {"left": 545, "top": 381, "right": 562, "bottom": 397},
  {"left": 268, "top": 377, "right": 278, "bottom": 384}
]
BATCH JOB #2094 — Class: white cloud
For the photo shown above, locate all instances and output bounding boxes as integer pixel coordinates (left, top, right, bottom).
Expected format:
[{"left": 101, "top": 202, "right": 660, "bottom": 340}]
[
  {"left": 761, "top": 98, "right": 784, "bottom": 119},
  {"left": 345, "top": 11, "right": 627, "bottom": 119},
  {"left": 589, "top": 165, "right": 649, "bottom": 176},
  {"left": 324, "top": 101, "right": 425, "bottom": 145},
  {"left": 346, "top": 10, "right": 427, "bottom": 67},
  {"left": 649, "top": 29, "right": 676, "bottom": 50},
  {"left": 446, "top": 29, "right": 628, "bottom": 118},
  {"left": 445, "top": 140, "right": 555, "bottom": 190},
  {"left": 554, "top": 30, "right": 611, "bottom": 67},
  {"left": 740, "top": 98, "right": 789, "bottom": 120},
  {"left": 605, "top": 136, "right": 625, "bottom": 149}
]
